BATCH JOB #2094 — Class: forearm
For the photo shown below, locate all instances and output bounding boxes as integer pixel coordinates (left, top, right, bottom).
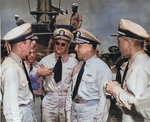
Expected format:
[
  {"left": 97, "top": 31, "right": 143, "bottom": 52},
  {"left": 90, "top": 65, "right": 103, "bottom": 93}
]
[
  {"left": 134, "top": 89, "right": 150, "bottom": 119},
  {"left": 115, "top": 69, "right": 149, "bottom": 110},
  {"left": 29, "top": 63, "right": 44, "bottom": 82},
  {"left": 78, "top": 21, "right": 82, "bottom": 28},
  {"left": 3, "top": 70, "right": 22, "bottom": 122},
  {"left": 65, "top": 84, "right": 73, "bottom": 120},
  {"left": 3, "top": 94, "right": 22, "bottom": 122},
  {"left": 30, "top": 63, "right": 43, "bottom": 77},
  {"left": 93, "top": 92, "right": 110, "bottom": 122},
  {"left": 113, "top": 86, "right": 135, "bottom": 110},
  {"left": 94, "top": 68, "right": 112, "bottom": 121}
]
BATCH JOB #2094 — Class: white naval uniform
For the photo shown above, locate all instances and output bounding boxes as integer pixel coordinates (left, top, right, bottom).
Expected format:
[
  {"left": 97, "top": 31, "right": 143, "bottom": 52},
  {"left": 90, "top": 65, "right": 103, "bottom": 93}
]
[
  {"left": 66, "top": 55, "right": 112, "bottom": 122},
  {"left": 30, "top": 52, "right": 78, "bottom": 122},
  {"left": 113, "top": 85, "right": 150, "bottom": 122},
  {"left": 1, "top": 52, "right": 34, "bottom": 122},
  {"left": 114, "top": 50, "right": 150, "bottom": 122}
]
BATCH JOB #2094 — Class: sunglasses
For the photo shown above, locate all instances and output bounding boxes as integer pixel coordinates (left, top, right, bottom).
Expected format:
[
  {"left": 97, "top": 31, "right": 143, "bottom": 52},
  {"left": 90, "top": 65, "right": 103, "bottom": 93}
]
[{"left": 55, "top": 42, "right": 66, "bottom": 47}]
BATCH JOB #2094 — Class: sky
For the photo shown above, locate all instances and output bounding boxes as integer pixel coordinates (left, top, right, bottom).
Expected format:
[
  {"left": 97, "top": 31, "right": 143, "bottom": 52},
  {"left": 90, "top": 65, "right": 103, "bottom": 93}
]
[{"left": 1, "top": 0, "right": 150, "bottom": 53}]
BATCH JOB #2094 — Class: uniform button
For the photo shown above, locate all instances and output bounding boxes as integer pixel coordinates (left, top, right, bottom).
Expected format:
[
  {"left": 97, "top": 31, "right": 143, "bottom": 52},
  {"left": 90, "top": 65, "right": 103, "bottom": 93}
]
[{"left": 76, "top": 99, "right": 79, "bottom": 103}]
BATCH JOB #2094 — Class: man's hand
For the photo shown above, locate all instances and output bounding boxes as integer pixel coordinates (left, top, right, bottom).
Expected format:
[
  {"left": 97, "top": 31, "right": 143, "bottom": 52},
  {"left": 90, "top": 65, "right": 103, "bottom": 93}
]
[
  {"left": 105, "top": 81, "right": 121, "bottom": 98},
  {"left": 37, "top": 68, "right": 53, "bottom": 76}
]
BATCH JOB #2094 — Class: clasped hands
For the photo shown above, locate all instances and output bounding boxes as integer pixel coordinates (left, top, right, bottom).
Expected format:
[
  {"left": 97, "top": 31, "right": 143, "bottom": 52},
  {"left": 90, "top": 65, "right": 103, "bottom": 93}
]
[{"left": 105, "top": 81, "right": 121, "bottom": 98}]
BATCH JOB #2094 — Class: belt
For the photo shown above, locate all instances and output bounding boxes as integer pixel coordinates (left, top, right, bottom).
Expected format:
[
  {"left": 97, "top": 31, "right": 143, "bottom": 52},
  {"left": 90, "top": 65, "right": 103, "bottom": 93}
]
[
  {"left": 47, "top": 91, "right": 68, "bottom": 96},
  {"left": 73, "top": 95, "right": 99, "bottom": 105},
  {"left": 34, "top": 94, "right": 41, "bottom": 98},
  {"left": 73, "top": 95, "right": 88, "bottom": 104},
  {"left": 19, "top": 102, "right": 31, "bottom": 107},
  {"left": 73, "top": 98, "right": 99, "bottom": 106},
  {"left": 73, "top": 98, "right": 88, "bottom": 104}
]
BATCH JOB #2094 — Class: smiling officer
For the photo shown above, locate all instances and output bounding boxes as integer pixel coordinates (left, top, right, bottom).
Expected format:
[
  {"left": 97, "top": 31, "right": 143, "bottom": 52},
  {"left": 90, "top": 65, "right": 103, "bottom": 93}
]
[{"left": 30, "top": 28, "right": 78, "bottom": 122}]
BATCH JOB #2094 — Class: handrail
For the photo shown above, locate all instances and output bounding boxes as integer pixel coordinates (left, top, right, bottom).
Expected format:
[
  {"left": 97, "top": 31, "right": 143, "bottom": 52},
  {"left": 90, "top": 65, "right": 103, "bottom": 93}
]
[{"left": 27, "top": 0, "right": 37, "bottom": 20}]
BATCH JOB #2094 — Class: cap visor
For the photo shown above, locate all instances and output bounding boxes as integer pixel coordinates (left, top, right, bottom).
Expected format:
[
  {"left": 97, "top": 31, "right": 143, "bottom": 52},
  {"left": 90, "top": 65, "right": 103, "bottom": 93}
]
[
  {"left": 110, "top": 34, "right": 119, "bottom": 37},
  {"left": 29, "top": 35, "right": 38, "bottom": 41},
  {"left": 55, "top": 36, "right": 70, "bottom": 42},
  {"left": 73, "top": 38, "right": 89, "bottom": 44}
]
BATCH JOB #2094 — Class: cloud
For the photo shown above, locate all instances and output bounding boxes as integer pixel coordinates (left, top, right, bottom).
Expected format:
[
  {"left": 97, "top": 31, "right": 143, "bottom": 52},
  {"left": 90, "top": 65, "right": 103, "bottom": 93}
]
[{"left": 1, "top": 0, "right": 150, "bottom": 52}]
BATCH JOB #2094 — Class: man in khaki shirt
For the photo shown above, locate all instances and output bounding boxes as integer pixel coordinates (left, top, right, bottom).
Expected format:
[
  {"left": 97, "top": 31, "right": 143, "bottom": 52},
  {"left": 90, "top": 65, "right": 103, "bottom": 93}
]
[
  {"left": 70, "top": 3, "right": 82, "bottom": 33},
  {"left": 106, "top": 19, "right": 150, "bottom": 122},
  {"left": 1, "top": 23, "right": 37, "bottom": 122}
]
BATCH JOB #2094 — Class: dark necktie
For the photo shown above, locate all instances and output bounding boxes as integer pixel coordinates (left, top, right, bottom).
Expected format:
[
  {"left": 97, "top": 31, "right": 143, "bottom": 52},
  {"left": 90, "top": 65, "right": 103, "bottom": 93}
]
[
  {"left": 22, "top": 61, "right": 34, "bottom": 99},
  {"left": 121, "top": 62, "right": 129, "bottom": 88},
  {"left": 72, "top": 61, "right": 86, "bottom": 100},
  {"left": 116, "top": 67, "right": 121, "bottom": 84},
  {"left": 53, "top": 56, "right": 62, "bottom": 83},
  {"left": 30, "top": 64, "right": 33, "bottom": 72}
]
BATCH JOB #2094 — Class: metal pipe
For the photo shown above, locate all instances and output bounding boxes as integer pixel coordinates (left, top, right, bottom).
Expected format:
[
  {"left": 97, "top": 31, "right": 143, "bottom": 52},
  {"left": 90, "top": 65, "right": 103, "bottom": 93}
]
[
  {"left": 45, "top": 0, "right": 46, "bottom": 22},
  {"left": 27, "top": 0, "right": 37, "bottom": 20},
  {"left": 59, "top": 0, "right": 61, "bottom": 9},
  {"left": 27, "top": 0, "right": 31, "bottom": 12}
]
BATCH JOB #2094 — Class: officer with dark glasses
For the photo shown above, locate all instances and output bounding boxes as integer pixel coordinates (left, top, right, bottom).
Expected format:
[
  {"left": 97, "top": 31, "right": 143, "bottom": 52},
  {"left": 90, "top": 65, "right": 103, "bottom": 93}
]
[
  {"left": 30, "top": 28, "right": 78, "bottom": 122},
  {"left": 55, "top": 41, "right": 66, "bottom": 47}
]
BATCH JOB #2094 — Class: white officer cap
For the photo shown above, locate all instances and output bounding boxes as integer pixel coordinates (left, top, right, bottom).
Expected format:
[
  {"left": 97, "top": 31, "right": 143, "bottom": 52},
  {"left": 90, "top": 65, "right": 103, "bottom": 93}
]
[
  {"left": 73, "top": 28, "right": 101, "bottom": 45},
  {"left": 53, "top": 28, "right": 74, "bottom": 42},
  {"left": 111, "top": 19, "right": 149, "bottom": 40},
  {"left": 3, "top": 23, "right": 38, "bottom": 44},
  {"left": 72, "top": 3, "right": 78, "bottom": 7},
  {"left": 14, "top": 15, "right": 19, "bottom": 18}
]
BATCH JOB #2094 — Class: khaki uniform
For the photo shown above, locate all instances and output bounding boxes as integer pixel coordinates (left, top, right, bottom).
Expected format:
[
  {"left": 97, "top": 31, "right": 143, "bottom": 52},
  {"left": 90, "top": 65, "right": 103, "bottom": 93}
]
[
  {"left": 1, "top": 52, "right": 34, "bottom": 122},
  {"left": 114, "top": 50, "right": 150, "bottom": 122},
  {"left": 70, "top": 12, "right": 82, "bottom": 29}
]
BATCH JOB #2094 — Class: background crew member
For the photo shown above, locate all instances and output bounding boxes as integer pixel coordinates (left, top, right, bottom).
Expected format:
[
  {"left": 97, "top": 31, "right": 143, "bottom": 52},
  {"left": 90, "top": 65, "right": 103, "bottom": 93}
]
[
  {"left": 65, "top": 28, "right": 112, "bottom": 122},
  {"left": 106, "top": 19, "right": 150, "bottom": 122},
  {"left": 30, "top": 28, "right": 78, "bottom": 122},
  {"left": 1, "top": 23, "right": 37, "bottom": 122},
  {"left": 25, "top": 42, "right": 43, "bottom": 122},
  {"left": 70, "top": 3, "right": 82, "bottom": 33},
  {"left": 14, "top": 14, "right": 25, "bottom": 26}
]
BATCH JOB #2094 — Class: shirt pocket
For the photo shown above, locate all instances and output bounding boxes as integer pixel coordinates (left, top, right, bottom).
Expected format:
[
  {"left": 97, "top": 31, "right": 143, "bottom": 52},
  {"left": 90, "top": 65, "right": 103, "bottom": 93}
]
[
  {"left": 19, "top": 80, "right": 30, "bottom": 96},
  {"left": 20, "top": 78, "right": 28, "bottom": 87},
  {"left": 82, "top": 74, "right": 97, "bottom": 92},
  {"left": 21, "top": 82, "right": 27, "bottom": 88}
]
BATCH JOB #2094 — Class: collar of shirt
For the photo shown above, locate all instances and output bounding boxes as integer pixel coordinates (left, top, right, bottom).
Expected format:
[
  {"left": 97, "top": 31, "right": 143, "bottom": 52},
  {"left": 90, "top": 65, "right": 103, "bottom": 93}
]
[
  {"left": 24, "top": 60, "right": 31, "bottom": 69},
  {"left": 24, "top": 60, "right": 38, "bottom": 67},
  {"left": 55, "top": 53, "right": 71, "bottom": 63},
  {"left": 120, "top": 61, "right": 128, "bottom": 71},
  {"left": 85, "top": 54, "right": 97, "bottom": 67},
  {"left": 128, "top": 50, "right": 145, "bottom": 68},
  {"left": 9, "top": 52, "right": 22, "bottom": 67},
  {"left": 24, "top": 60, "right": 38, "bottom": 73}
]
